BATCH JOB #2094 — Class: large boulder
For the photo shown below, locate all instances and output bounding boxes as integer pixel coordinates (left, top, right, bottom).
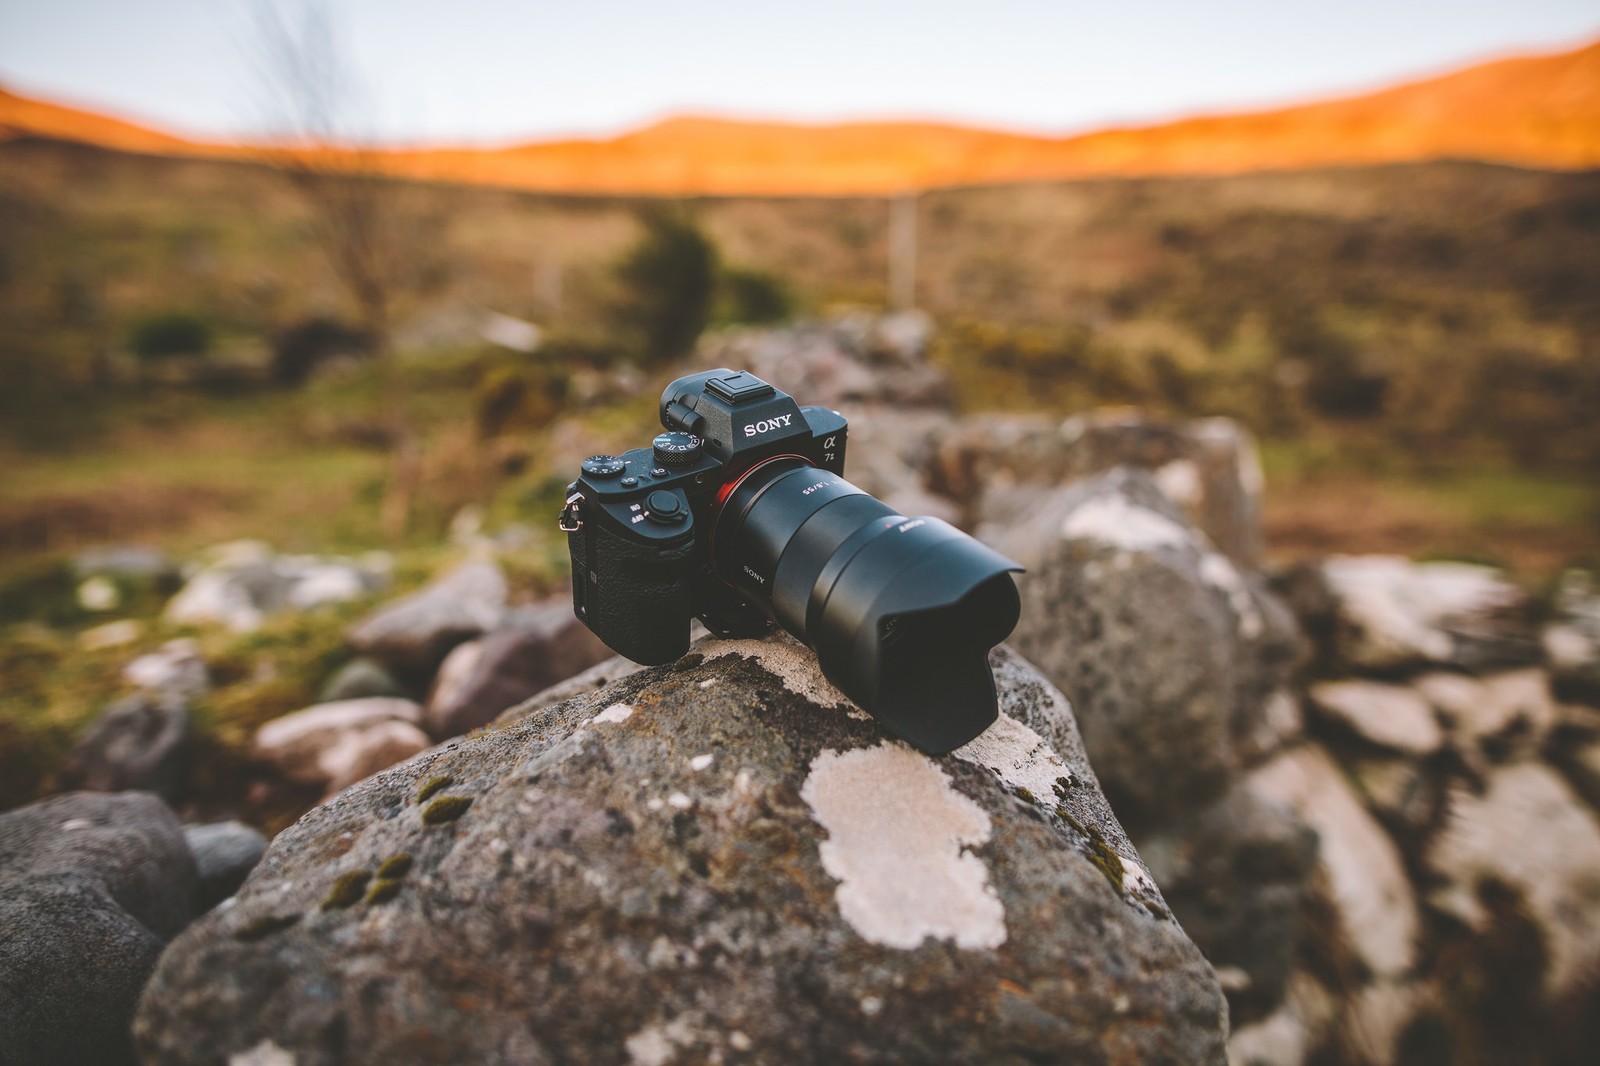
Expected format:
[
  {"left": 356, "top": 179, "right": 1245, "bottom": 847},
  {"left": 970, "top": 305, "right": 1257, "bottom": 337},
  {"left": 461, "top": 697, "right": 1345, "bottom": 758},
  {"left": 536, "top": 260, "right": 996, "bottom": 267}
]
[
  {"left": 988, "top": 468, "right": 1299, "bottom": 829},
  {"left": 135, "top": 636, "right": 1228, "bottom": 1064},
  {"left": 0, "top": 792, "right": 197, "bottom": 1066},
  {"left": 348, "top": 559, "right": 507, "bottom": 679}
]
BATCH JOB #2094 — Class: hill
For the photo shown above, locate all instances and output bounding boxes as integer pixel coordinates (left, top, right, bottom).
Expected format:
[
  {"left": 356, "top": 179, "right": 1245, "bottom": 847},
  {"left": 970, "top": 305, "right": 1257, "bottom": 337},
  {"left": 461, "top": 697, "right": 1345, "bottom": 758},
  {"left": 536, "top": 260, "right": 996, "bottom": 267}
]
[{"left": 3, "top": 38, "right": 1597, "bottom": 195}]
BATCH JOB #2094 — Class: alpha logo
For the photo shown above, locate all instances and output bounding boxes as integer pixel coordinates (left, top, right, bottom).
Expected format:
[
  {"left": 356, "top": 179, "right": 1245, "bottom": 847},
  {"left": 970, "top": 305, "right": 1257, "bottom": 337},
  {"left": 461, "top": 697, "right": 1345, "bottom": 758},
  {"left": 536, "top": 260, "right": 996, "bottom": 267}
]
[{"left": 742, "top": 415, "right": 795, "bottom": 437}]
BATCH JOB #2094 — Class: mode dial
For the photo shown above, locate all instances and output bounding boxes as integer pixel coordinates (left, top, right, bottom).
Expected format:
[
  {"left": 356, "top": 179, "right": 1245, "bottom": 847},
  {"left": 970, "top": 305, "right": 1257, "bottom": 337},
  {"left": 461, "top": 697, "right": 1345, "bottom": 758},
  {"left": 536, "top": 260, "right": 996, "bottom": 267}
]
[
  {"left": 581, "top": 455, "right": 626, "bottom": 478},
  {"left": 652, "top": 432, "right": 703, "bottom": 465}
]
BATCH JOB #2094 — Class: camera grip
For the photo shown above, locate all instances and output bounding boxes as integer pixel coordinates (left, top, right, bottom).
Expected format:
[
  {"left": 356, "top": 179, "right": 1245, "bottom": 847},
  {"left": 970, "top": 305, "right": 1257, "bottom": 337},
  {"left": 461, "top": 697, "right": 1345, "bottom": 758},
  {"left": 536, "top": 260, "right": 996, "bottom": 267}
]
[{"left": 570, "top": 521, "right": 695, "bottom": 665}]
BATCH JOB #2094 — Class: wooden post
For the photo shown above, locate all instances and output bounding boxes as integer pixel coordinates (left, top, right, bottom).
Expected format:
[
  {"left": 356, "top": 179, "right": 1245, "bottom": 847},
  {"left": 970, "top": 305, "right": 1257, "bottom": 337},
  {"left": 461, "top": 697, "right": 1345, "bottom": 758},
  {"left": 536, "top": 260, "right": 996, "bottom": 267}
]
[{"left": 888, "top": 192, "right": 918, "bottom": 310}]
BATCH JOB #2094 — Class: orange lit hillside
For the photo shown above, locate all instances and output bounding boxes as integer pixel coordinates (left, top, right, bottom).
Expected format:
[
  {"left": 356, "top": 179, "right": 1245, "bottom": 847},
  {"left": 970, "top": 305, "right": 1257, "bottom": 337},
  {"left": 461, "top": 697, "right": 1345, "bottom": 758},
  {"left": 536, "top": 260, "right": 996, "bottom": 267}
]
[{"left": 3, "top": 38, "right": 1597, "bottom": 195}]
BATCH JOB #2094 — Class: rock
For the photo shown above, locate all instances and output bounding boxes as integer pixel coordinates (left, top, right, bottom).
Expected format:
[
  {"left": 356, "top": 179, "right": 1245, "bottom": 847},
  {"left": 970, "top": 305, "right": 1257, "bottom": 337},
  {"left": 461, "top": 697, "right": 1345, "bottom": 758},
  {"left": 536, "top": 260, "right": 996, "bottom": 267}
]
[
  {"left": 0, "top": 791, "right": 197, "bottom": 1066},
  {"left": 63, "top": 691, "right": 192, "bottom": 801},
  {"left": 74, "top": 544, "right": 180, "bottom": 583},
  {"left": 940, "top": 411, "right": 1266, "bottom": 567},
  {"left": 703, "top": 316, "right": 952, "bottom": 408},
  {"left": 184, "top": 821, "right": 270, "bottom": 911},
  {"left": 123, "top": 637, "right": 210, "bottom": 699},
  {"left": 78, "top": 618, "right": 145, "bottom": 651},
  {"left": 1543, "top": 570, "right": 1600, "bottom": 703},
  {"left": 1246, "top": 746, "right": 1420, "bottom": 981},
  {"left": 1227, "top": 972, "right": 1339, "bottom": 1066},
  {"left": 319, "top": 657, "right": 410, "bottom": 703},
  {"left": 135, "top": 636, "right": 1228, "bottom": 1065},
  {"left": 1562, "top": 736, "right": 1600, "bottom": 813},
  {"left": 424, "top": 599, "right": 612, "bottom": 739},
  {"left": 1349, "top": 757, "right": 1441, "bottom": 836},
  {"left": 1318, "top": 556, "right": 1537, "bottom": 672},
  {"left": 1426, "top": 762, "right": 1600, "bottom": 998},
  {"left": 989, "top": 468, "right": 1299, "bottom": 828},
  {"left": 166, "top": 544, "right": 388, "bottom": 633},
  {"left": 1237, "top": 688, "right": 1307, "bottom": 768},
  {"left": 866, "top": 308, "right": 934, "bottom": 363},
  {"left": 1136, "top": 782, "right": 1319, "bottom": 1021},
  {"left": 1415, "top": 669, "right": 1556, "bottom": 761},
  {"left": 252, "top": 698, "right": 429, "bottom": 798},
  {"left": 1307, "top": 679, "right": 1443, "bottom": 756},
  {"left": 348, "top": 560, "right": 506, "bottom": 678},
  {"left": 78, "top": 574, "right": 121, "bottom": 611}
]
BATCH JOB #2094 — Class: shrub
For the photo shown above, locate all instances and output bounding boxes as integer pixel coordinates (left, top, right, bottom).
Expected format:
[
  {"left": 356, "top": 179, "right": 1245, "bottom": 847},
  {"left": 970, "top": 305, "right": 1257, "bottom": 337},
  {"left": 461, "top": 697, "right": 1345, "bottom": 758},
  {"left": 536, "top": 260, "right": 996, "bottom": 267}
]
[
  {"left": 129, "top": 312, "right": 212, "bottom": 360},
  {"left": 271, "top": 317, "right": 370, "bottom": 386},
  {"left": 610, "top": 207, "right": 717, "bottom": 366},
  {"left": 717, "top": 267, "right": 794, "bottom": 325},
  {"left": 474, "top": 361, "right": 570, "bottom": 439}
]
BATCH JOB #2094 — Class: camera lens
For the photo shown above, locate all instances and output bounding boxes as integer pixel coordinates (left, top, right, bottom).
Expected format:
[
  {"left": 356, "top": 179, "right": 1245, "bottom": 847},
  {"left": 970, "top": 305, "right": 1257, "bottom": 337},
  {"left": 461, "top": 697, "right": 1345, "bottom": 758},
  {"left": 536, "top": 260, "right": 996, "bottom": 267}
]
[{"left": 712, "top": 456, "right": 1022, "bottom": 754}]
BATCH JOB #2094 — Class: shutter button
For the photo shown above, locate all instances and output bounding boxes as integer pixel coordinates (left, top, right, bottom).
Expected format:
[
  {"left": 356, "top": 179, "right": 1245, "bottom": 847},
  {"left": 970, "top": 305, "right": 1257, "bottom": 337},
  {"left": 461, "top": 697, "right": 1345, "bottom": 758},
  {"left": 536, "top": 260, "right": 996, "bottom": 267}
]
[{"left": 646, "top": 491, "right": 686, "bottom": 523}]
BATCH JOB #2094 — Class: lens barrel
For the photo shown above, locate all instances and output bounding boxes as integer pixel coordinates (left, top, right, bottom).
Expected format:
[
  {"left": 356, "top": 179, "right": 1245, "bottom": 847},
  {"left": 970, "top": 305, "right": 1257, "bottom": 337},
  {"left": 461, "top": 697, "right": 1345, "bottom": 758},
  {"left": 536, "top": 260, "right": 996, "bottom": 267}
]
[{"left": 713, "top": 456, "right": 1022, "bottom": 754}]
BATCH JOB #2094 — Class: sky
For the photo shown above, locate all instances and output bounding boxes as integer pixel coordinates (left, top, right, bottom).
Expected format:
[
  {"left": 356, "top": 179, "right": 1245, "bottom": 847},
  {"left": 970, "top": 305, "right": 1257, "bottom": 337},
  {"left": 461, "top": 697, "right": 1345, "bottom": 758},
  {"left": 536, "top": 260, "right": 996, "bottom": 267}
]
[{"left": 1, "top": 0, "right": 1597, "bottom": 144}]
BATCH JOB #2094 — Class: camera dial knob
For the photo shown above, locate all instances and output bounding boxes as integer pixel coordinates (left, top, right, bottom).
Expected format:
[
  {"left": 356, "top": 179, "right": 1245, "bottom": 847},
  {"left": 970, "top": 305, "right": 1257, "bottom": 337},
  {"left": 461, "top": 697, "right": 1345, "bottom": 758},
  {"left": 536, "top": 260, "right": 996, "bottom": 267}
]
[
  {"left": 581, "top": 455, "right": 626, "bottom": 478},
  {"left": 652, "top": 432, "right": 703, "bottom": 465}
]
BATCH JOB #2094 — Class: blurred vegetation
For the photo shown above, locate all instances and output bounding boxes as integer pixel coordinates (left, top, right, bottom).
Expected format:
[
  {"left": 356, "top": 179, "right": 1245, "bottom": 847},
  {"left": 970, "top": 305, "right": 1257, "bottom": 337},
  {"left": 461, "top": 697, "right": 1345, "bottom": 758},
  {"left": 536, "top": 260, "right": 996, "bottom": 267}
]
[
  {"left": 608, "top": 207, "right": 718, "bottom": 366},
  {"left": 129, "top": 311, "right": 212, "bottom": 360}
]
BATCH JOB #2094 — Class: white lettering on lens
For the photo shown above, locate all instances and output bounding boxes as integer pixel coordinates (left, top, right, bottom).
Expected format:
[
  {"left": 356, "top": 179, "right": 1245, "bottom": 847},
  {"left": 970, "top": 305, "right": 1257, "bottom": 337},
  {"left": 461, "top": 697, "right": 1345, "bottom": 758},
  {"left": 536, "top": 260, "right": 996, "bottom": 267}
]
[
  {"left": 801, "top": 479, "right": 835, "bottom": 496},
  {"left": 742, "top": 565, "right": 767, "bottom": 585},
  {"left": 896, "top": 519, "right": 927, "bottom": 533},
  {"left": 742, "top": 414, "right": 795, "bottom": 438}
]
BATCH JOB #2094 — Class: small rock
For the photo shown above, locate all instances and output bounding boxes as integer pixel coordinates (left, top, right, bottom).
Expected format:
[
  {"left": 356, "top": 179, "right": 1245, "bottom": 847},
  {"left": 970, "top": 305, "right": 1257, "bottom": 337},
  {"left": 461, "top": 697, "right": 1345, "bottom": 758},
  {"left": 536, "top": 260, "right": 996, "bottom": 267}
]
[
  {"left": 1426, "top": 762, "right": 1600, "bottom": 998},
  {"left": 1319, "top": 556, "right": 1536, "bottom": 672},
  {"left": 1307, "top": 680, "right": 1443, "bottom": 756},
  {"left": 252, "top": 698, "right": 429, "bottom": 797},
  {"left": 183, "top": 821, "right": 270, "bottom": 911},
  {"left": 319, "top": 657, "right": 409, "bottom": 703},
  {"left": 166, "top": 549, "right": 387, "bottom": 633},
  {"left": 0, "top": 791, "right": 197, "bottom": 1066},
  {"left": 78, "top": 619, "right": 145, "bottom": 651},
  {"left": 1416, "top": 669, "right": 1557, "bottom": 760},
  {"left": 1544, "top": 569, "right": 1600, "bottom": 703},
  {"left": 1227, "top": 972, "right": 1338, "bottom": 1066},
  {"left": 348, "top": 560, "right": 507, "bottom": 677},
  {"left": 74, "top": 545, "right": 180, "bottom": 583},
  {"left": 123, "top": 637, "right": 209, "bottom": 699},
  {"left": 64, "top": 691, "right": 192, "bottom": 801},
  {"left": 77, "top": 575, "right": 121, "bottom": 612},
  {"left": 1246, "top": 745, "right": 1420, "bottom": 981}
]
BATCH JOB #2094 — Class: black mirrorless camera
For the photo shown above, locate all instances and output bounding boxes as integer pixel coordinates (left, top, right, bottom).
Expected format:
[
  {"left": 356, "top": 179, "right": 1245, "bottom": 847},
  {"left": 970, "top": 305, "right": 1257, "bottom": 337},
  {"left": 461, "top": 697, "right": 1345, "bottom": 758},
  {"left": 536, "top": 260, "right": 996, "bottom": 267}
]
[{"left": 559, "top": 369, "right": 1023, "bottom": 754}]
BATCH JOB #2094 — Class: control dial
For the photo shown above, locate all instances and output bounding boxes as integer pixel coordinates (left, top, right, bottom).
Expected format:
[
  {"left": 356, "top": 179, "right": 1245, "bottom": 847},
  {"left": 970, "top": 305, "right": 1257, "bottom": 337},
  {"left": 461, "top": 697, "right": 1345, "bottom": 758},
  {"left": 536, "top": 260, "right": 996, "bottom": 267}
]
[
  {"left": 652, "top": 432, "right": 703, "bottom": 465},
  {"left": 581, "top": 455, "right": 626, "bottom": 478}
]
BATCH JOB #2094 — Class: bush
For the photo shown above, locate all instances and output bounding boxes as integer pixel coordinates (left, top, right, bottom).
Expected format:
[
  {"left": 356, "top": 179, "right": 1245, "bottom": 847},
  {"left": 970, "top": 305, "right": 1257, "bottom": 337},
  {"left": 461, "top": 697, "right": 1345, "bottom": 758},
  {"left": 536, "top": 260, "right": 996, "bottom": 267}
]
[
  {"left": 474, "top": 361, "right": 571, "bottom": 439},
  {"left": 271, "top": 317, "right": 370, "bottom": 386},
  {"left": 129, "top": 312, "right": 212, "bottom": 360},
  {"left": 610, "top": 208, "right": 717, "bottom": 366},
  {"left": 717, "top": 267, "right": 794, "bottom": 325}
]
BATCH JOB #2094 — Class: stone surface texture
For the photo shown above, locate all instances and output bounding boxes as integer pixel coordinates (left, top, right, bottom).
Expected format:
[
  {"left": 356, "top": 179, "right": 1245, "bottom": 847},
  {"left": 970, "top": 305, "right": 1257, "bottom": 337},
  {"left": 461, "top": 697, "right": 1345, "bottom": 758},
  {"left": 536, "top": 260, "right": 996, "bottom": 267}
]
[
  {"left": 0, "top": 791, "right": 197, "bottom": 1066},
  {"left": 135, "top": 636, "right": 1227, "bottom": 1065}
]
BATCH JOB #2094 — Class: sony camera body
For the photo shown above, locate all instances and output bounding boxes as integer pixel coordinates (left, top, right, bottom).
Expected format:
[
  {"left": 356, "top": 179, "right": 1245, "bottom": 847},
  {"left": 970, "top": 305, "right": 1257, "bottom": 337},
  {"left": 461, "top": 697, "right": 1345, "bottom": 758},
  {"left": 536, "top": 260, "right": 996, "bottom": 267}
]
[{"left": 561, "top": 368, "right": 1022, "bottom": 754}]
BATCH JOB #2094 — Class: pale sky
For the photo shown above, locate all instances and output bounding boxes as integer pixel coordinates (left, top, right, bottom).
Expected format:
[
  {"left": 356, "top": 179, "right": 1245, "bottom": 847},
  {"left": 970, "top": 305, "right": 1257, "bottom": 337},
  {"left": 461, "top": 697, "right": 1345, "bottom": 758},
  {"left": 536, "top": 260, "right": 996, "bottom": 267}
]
[{"left": 1, "top": 1, "right": 1596, "bottom": 144}]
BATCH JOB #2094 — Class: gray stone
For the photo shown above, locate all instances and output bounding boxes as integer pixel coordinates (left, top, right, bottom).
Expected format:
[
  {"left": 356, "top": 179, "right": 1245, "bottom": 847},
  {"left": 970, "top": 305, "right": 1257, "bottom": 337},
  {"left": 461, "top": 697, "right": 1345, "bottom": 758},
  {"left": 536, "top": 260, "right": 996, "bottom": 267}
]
[
  {"left": 0, "top": 791, "right": 197, "bottom": 1066},
  {"left": 74, "top": 544, "right": 180, "bottom": 583},
  {"left": 123, "top": 637, "right": 210, "bottom": 699},
  {"left": 1425, "top": 762, "right": 1600, "bottom": 998},
  {"left": 184, "top": 821, "right": 270, "bottom": 910},
  {"left": 134, "top": 636, "right": 1227, "bottom": 1065},
  {"left": 988, "top": 469, "right": 1299, "bottom": 829},
  {"left": 424, "top": 599, "right": 612, "bottom": 739},
  {"left": 1246, "top": 746, "right": 1420, "bottom": 982},
  {"left": 1318, "top": 556, "right": 1538, "bottom": 672},
  {"left": 1136, "top": 782, "right": 1318, "bottom": 1020},
  {"left": 166, "top": 543, "right": 389, "bottom": 634},
  {"left": 253, "top": 698, "right": 430, "bottom": 798},
  {"left": 319, "top": 657, "right": 409, "bottom": 703},
  {"left": 348, "top": 559, "right": 506, "bottom": 677},
  {"left": 1416, "top": 669, "right": 1556, "bottom": 761},
  {"left": 1544, "top": 569, "right": 1600, "bottom": 703},
  {"left": 1307, "top": 679, "right": 1443, "bottom": 756},
  {"left": 63, "top": 690, "right": 192, "bottom": 801}
]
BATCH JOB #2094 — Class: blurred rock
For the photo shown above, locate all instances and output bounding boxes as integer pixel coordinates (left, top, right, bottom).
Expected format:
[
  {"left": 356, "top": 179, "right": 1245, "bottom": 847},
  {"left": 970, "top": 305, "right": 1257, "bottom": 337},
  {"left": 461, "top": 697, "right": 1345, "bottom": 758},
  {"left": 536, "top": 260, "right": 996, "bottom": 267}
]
[
  {"left": 348, "top": 559, "right": 506, "bottom": 677},
  {"left": 1426, "top": 762, "right": 1600, "bottom": 998},
  {"left": 1307, "top": 679, "right": 1443, "bottom": 756},
  {"left": 1544, "top": 569, "right": 1600, "bottom": 704},
  {"left": 319, "top": 657, "right": 410, "bottom": 703},
  {"left": 166, "top": 544, "right": 388, "bottom": 633},
  {"left": 63, "top": 691, "right": 192, "bottom": 802},
  {"left": 123, "top": 637, "right": 209, "bottom": 700},
  {"left": 1227, "top": 972, "right": 1338, "bottom": 1066},
  {"left": 1416, "top": 669, "right": 1556, "bottom": 762},
  {"left": 703, "top": 315, "right": 951, "bottom": 409},
  {"left": 78, "top": 619, "right": 145, "bottom": 651},
  {"left": 252, "top": 698, "right": 429, "bottom": 797},
  {"left": 1348, "top": 756, "right": 1442, "bottom": 838},
  {"left": 1136, "top": 782, "right": 1318, "bottom": 1020},
  {"left": 424, "top": 599, "right": 612, "bottom": 739},
  {"left": 1247, "top": 746, "right": 1420, "bottom": 982},
  {"left": 183, "top": 821, "right": 269, "bottom": 911},
  {"left": 136, "top": 637, "right": 1227, "bottom": 1065},
  {"left": 0, "top": 791, "right": 197, "bottom": 1066},
  {"left": 1318, "top": 556, "right": 1538, "bottom": 672},
  {"left": 989, "top": 468, "right": 1299, "bottom": 828},
  {"left": 73, "top": 544, "right": 180, "bottom": 584},
  {"left": 77, "top": 575, "right": 120, "bottom": 611}
]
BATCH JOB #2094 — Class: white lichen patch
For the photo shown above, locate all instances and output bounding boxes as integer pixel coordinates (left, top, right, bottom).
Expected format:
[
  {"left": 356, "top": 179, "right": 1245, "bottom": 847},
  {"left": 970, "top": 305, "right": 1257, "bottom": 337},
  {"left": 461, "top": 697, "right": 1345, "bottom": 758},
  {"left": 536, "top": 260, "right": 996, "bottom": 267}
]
[
  {"left": 229, "top": 1041, "right": 296, "bottom": 1066},
  {"left": 1153, "top": 459, "right": 1202, "bottom": 508},
  {"left": 801, "top": 743, "right": 1006, "bottom": 950},
  {"left": 689, "top": 754, "right": 714, "bottom": 772},
  {"left": 592, "top": 703, "right": 634, "bottom": 725},
  {"left": 697, "top": 678, "right": 717, "bottom": 689},
  {"left": 952, "top": 713, "right": 1071, "bottom": 801},
  {"left": 698, "top": 637, "right": 862, "bottom": 715},
  {"left": 1200, "top": 552, "right": 1264, "bottom": 639},
  {"left": 1061, "top": 495, "right": 1194, "bottom": 553},
  {"left": 625, "top": 1013, "right": 702, "bottom": 1066},
  {"left": 667, "top": 792, "right": 693, "bottom": 810}
]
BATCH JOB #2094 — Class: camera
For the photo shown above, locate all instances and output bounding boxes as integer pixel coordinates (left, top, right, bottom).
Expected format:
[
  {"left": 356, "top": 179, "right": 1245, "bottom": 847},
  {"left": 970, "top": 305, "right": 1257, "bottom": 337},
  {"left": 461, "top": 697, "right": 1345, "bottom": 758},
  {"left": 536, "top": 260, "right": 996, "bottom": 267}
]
[{"left": 559, "top": 369, "right": 1023, "bottom": 754}]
